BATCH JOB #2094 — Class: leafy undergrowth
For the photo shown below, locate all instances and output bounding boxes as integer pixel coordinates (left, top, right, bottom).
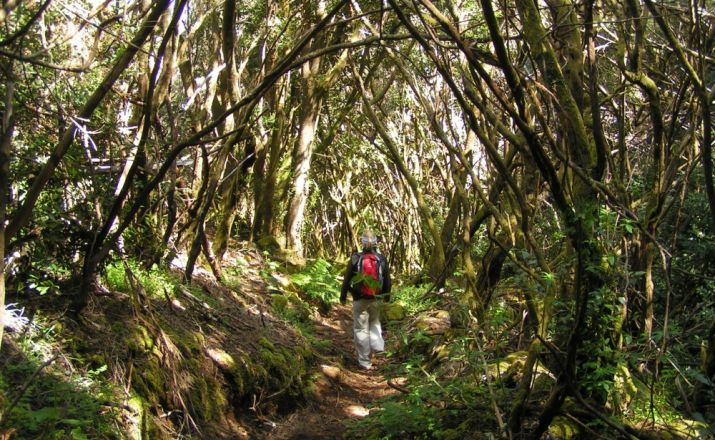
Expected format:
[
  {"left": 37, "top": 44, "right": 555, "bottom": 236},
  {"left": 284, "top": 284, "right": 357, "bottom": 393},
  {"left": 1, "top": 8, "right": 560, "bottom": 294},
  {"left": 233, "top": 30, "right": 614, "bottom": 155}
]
[
  {"left": 345, "top": 285, "right": 713, "bottom": 440},
  {"left": 0, "top": 312, "right": 119, "bottom": 440}
]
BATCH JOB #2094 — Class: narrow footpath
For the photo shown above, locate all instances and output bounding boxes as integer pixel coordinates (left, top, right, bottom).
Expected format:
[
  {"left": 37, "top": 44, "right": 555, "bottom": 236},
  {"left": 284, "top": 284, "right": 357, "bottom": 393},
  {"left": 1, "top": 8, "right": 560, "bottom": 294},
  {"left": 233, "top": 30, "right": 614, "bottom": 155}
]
[{"left": 262, "top": 303, "right": 397, "bottom": 440}]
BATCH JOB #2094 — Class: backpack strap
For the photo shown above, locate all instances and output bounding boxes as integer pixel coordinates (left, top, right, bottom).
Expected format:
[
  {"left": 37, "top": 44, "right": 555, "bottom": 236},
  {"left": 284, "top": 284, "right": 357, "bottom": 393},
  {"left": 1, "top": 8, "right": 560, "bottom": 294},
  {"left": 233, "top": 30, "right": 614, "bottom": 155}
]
[
  {"left": 356, "top": 252, "right": 364, "bottom": 274},
  {"left": 374, "top": 254, "right": 384, "bottom": 286}
]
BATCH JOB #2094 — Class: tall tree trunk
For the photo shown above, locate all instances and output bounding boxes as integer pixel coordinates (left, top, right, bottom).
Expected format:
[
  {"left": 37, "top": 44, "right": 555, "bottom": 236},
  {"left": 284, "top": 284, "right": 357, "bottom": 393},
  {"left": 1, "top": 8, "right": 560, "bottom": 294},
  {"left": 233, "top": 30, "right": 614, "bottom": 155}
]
[
  {"left": 285, "top": 57, "right": 322, "bottom": 257},
  {"left": 209, "top": 0, "right": 239, "bottom": 258},
  {"left": 0, "top": 77, "right": 13, "bottom": 350},
  {"left": 251, "top": 2, "right": 282, "bottom": 242},
  {"left": 252, "top": 71, "right": 289, "bottom": 242},
  {"left": 161, "top": 100, "right": 180, "bottom": 255},
  {"left": 284, "top": 2, "right": 354, "bottom": 257},
  {"left": 186, "top": 145, "right": 226, "bottom": 282},
  {"left": 622, "top": 0, "right": 671, "bottom": 342}
]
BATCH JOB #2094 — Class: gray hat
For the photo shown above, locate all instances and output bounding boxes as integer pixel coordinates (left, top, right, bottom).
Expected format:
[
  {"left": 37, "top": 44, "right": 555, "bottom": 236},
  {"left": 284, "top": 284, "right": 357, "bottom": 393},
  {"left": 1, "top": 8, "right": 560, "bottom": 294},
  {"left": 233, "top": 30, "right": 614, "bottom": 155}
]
[{"left": 360, "top": 230, "right": 377, "bottom": 250}]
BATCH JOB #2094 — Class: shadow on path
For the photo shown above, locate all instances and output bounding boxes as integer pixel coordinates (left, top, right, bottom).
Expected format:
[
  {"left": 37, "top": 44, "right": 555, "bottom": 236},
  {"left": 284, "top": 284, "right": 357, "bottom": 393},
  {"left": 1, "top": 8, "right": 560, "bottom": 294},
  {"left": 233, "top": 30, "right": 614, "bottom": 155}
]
[{"left": 260, "top": 303, "right": 396, "bottom": 440}]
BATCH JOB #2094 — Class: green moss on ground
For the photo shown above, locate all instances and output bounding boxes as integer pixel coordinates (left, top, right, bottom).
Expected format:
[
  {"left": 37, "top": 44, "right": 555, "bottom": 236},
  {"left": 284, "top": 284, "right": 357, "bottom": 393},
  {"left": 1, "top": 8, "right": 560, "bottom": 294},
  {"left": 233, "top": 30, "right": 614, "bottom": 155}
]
[{"left": 548, "top": 416, "right": 580, "bottom": 439}]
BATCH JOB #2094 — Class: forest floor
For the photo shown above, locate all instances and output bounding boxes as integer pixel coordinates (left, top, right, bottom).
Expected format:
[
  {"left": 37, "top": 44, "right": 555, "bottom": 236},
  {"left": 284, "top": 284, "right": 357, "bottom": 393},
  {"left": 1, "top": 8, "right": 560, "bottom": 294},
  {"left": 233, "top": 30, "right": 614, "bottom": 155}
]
[{"left": 258, "top": 302, "right": 398, "bottom": 440}]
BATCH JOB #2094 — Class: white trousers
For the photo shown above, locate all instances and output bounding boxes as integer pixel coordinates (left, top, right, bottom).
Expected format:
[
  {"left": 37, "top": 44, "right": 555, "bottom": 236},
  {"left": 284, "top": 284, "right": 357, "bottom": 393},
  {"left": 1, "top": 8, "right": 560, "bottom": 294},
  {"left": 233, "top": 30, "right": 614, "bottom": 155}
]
[{"left": 352, "top": 299, "right": 384, "bottom": 368}]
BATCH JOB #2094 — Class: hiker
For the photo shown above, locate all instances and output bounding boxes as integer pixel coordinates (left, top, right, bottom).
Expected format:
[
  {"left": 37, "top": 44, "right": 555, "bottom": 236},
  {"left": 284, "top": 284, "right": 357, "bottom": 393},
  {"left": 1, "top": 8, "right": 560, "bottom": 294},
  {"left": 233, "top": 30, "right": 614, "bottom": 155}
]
[{"left": 340, "top": 230, "right": 392, "bottom": 370}]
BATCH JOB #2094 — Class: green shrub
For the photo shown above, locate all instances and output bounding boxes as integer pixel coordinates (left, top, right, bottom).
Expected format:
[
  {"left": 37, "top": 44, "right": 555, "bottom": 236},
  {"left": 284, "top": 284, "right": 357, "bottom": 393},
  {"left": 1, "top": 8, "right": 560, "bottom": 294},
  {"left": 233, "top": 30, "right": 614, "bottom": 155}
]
[
  {"left": 103, "top": 259, "right": 176, "bottom": 299},
  {"left": 392, "top": 284, "right": 437, "bottom": 315}
]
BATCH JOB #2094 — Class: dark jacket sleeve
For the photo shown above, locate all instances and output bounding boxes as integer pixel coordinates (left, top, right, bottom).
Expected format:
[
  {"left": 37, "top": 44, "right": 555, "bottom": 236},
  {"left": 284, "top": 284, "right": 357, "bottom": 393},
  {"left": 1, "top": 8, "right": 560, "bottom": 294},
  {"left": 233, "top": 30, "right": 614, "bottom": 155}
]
[
  {"left": 380, "top": 254, "right": 391, "bottom": 297},
  {"left": 340, "top": 255, "right": 356, "bottom": 303}
]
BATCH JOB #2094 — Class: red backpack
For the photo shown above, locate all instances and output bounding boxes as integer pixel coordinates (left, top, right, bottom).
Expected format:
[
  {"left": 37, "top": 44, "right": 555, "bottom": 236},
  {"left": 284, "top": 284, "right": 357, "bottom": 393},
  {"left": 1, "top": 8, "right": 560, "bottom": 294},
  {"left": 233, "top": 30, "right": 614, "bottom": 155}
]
[{"left": 357, "top": 253, "right": 383, "bottom": 298}]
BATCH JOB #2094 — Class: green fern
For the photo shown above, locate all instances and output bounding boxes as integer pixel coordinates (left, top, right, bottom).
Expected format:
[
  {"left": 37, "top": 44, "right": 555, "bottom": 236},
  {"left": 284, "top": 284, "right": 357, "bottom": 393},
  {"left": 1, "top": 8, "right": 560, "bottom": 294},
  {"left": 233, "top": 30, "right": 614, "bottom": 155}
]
[{"left": 291, "top": 259, "right": 341, "bottom": 304}]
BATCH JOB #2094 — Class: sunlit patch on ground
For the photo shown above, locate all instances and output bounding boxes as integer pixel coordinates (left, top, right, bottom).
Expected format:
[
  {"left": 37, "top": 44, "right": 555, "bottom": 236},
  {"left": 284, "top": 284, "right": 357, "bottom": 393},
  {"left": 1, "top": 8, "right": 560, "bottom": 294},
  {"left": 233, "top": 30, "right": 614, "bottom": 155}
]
[
  {"left": 345, "top": 404, "right": 370, "bottom": 418},
  {"left": 320, "top": 364, "right": 342, "bottom": 380}
]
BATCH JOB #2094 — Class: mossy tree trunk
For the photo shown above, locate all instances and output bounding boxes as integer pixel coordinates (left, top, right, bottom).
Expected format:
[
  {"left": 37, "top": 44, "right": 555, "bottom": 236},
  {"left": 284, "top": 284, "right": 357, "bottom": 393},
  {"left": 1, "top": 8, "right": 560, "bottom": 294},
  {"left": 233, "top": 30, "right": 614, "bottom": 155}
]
[
  {"left": 285, "top": 56, "right": 323, "bottom": 258},
  {"left": 252, "top": 61, "right": 290, "bottom": 243},
  {"left": 285, "top": 3, "right": 353, "bottom": 258},
  {"left": 0, "top": 74, "right": 13, "bottom": 349},
  {"left": 211, "top": 0, "right": 253, "bottom": 260},
  {"left": 508, "top": 0, "right": 612, "bottom": 434}
]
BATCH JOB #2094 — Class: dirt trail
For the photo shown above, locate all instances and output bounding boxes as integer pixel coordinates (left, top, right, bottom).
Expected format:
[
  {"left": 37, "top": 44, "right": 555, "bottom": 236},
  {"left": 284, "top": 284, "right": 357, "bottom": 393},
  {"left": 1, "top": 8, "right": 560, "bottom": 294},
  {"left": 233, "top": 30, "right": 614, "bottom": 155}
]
[{"left": 260, "top": 303, "right": 397, "bottom": 440}]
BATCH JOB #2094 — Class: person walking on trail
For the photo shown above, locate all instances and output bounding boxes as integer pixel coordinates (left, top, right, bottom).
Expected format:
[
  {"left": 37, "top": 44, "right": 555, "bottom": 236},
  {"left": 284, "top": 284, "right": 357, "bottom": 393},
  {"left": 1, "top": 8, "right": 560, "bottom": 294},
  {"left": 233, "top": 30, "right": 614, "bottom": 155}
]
[{"left": 340, "top": 230, "right": 392, "bottom": 371}]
